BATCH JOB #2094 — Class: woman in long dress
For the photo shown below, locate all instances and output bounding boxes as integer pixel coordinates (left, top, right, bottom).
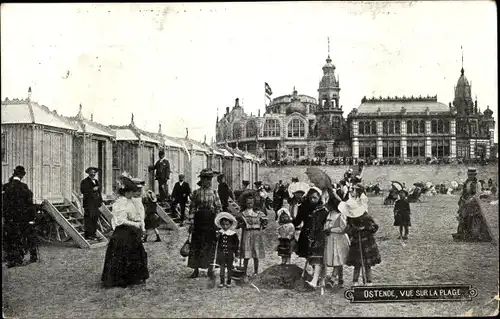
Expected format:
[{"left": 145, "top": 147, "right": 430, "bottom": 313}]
[
  {"left": 187, "top": 168, "right": 222, "bottom": 279},
  {"left": 101, "top": 176, "right": 149, "bottom": 288}
]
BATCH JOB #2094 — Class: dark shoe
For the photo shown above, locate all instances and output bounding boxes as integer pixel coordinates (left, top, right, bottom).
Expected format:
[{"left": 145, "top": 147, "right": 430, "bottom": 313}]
[
  {"left": 188, "top": 270, "right": 199, "bottom": 278},
  {"left": 402, "top": 236, "right": 408, "bottom": 240}
]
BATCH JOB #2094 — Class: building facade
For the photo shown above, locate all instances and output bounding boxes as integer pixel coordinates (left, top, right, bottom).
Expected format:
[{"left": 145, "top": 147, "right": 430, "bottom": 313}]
[
  {"left": 215, "top": 55, "right": 496, "bottom": 162},
  {"left": 215, "top": 53, "right": 351, "bottom": 162}
]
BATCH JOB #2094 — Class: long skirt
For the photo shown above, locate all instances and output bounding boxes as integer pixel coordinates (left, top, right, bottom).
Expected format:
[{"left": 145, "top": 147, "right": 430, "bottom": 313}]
[
  {"left": 101, "top": 225, "right": 149, "bottom": 288},
  {"left": 240, "top": 229, "right": 265, "bottom": 259},
  {"left": 393, "top": 211, "right": 411, "bottom": 227},
  {"left": 188, "top": 210, "right": 216, "bottom": 269},
  {"left": 324, "top": 233, "right": 350, "bottom": 267},
  {"left": 144, "top": 212, "right": 161, "bottom": 230}
]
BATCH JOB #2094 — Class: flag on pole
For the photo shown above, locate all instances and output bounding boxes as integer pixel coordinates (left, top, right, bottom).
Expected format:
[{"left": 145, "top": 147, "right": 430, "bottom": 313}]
[{"left": 265, "top": 82, "right": 273, "bottom": 97}]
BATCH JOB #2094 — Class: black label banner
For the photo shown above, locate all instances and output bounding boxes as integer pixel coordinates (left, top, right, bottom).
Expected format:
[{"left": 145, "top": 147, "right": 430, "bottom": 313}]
[{"left": 344, "top": 284, "right": 478, "bottom": 303}]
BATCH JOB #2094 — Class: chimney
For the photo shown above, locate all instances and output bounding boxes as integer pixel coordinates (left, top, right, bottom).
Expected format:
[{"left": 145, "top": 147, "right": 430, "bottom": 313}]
[
  {"left": 185, "top": 128, "right": 189, "bottom": 139},
  {"left": 158, "top": 123, "right": 162, "bottom": 134},
  {"left": 131, "top": 113, "right": 135, "bottom": 126},
  {"left": 235, "top": 98, "right": 240, "bottom": 108},
  {"left": 258, "top": 109, "right": 261, "bottom": 117},
  {"left": 90, "top": 113, "right": 94, "bottom": 121},
  {"left": 28, "top": 87, "right": 32, "bottom": 100},
  {"left": 226, "top": 107, "right": 229, "bottom": 115}
]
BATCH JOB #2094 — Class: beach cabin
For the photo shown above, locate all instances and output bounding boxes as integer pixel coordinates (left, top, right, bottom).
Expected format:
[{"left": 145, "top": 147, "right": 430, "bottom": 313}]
[
  {"left": 1, "top": 89, "right": 76, "bottom": 203},
  {"left": 65, "top": 104, "right": 115, "bottom": 199},
  {"left": 170, "top": 136, "right": 210, "bottom": 188},
  {"left": 231, "top": 147, "right": 245, "bottom": 190},
  {"left": 242, "top": 152, "right": 254, "bottom": 185},
  {"left": 108, "top": 114, "right": 161, "bottom": 192},
  {"left": 219, "top": 146, "right": 235, "bottom": 189}
]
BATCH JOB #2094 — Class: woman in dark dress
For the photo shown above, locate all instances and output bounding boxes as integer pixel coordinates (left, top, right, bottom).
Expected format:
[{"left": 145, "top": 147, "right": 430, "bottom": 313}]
[
  {"left": 293, "top": 187, "right": 329, "bottom": 289},
  {"left": 101, "top": 175, "right": 149, "bottom": 288},
  {"left": 187, "top": 168, "right": 222, "bottom": 279},
  {"left": 393, "top": 189, "right": 411, "bottom": 240}
]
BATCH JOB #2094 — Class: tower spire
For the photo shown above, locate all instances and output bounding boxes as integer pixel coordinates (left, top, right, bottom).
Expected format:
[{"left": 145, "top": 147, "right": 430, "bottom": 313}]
[
  {"left": 461, "top": 45, "right": 464, "bottom": 75},
  {"left": 328, "top": 36, "right": 330, "bottom": 58}
]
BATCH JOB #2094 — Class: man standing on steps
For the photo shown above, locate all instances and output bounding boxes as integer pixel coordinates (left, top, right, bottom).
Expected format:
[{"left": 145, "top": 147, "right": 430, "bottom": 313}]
[
  {"left": 171, "top": 174, "right": 191, "bottom": 226},
  {"left": 150, "top": 150, "right": 171, "bottom": 204},
  {"left": 80, "top": 167, "right": 103, "bottom": 241},
  {"left": 2, "top": 166, "right": 38, "bottom": 267}
]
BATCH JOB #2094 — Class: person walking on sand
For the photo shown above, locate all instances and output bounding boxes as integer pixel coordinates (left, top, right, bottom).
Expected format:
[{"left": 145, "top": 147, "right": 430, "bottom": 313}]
[
  {"left": 393, "top": 189, "right": 411, "bottom": 240},
  {"left": 214, "top": 212, "right": 239, "bottom": 288},
  {"left": 276, "top": 207, "right": 296, "bottom": 265},
  {"left": 143, "top": 190, "right": 162, "bottom": 242}
]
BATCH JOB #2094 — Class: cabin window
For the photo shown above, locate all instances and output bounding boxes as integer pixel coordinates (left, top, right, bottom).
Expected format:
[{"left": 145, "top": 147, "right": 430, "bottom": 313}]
[
  {"left": 1, "top": 133, "right": 6, "bottom": 163},
  {"left": 263, "top": 119, "right": 280, "bottom": 137},
  {"left": 287, "top": 119, "right": 305, "bottom": 138}
]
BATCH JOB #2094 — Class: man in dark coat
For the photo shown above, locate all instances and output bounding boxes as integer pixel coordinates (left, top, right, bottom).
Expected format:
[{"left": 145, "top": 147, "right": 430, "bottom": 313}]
[
  {"left": 80, "top": 167, "right": 103, "bottom": 240},
  {"left": 172, "top": 174, "right": 191, "bottom": 226},
  {"left": 273, "top": 180, "right": 289, "bottom": 218},
  {"left": 150, "top": 150, "right": 171, "bottom": 203},
  {"left": 2, "top": 166, "right": 38, "bottom": 267},
  {"left": 217, "top": 174, "right": 233, "bottom": 212}
]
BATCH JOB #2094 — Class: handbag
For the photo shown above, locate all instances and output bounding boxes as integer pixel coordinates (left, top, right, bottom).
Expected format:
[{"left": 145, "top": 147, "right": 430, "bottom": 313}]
[{"left": 180, "top": 232, "right": 191, "bottom": 257}]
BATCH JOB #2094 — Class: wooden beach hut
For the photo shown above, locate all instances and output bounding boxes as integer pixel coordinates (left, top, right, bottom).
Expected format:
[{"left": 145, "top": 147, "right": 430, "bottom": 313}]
[
  {"left": 65, "top": 104, "right": 115, "bottom": 199},
  {"left": 172, "top": 135, "right": 210, "bottom": 188},
  {"left": 1, "top": 88, "right": 76, "bottom": 203},
  {"left": 108, "top": 114, "right": 162, "bottom": 192}
]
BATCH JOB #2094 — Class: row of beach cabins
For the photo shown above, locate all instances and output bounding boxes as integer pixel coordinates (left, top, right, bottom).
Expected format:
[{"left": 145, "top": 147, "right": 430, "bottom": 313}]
[{"left": 1, "top": 90, "right": 260, "bottom": 207}]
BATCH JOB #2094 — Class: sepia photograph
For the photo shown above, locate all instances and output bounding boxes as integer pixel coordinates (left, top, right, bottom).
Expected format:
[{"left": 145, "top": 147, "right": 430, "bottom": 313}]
[{"left": 1, "top": 1, "right": 498, "bottom": 317}]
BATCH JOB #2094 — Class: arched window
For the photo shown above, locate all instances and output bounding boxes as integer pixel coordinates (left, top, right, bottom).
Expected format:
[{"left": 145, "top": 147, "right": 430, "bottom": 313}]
[
  {"left": 314, "top": 145, "right": 327, "bottom": 158},
  {"left": 246, "top": 120, "right": 257, "bottom": 138},
  {"left": 371, "top": 121, "right": 377, "bottom": 134},
  {"left": 287, "top": 118, "right": 305, "bottom": 137},
  {"left": 413, "top": 120, "right": 419, "bottom": 134},
  {"left": 431, "top": 120, "right": 437, "bottom": 133},
  {"left": 383, "top": 121, "right": 388, "bottom": 135},
  {"left": 359, "top": 121, "right": 365, "bottom": 135},
  {"left": 437, "top": 120, "right": 444, "bottom": 133},
  {"left": 388, "top": 121, "right": 395, "bottom": 134},
  {"left": 232, "top": 122, "right": 241, "bottom": 140},
  {"left": 407, "top": 120, "right": 413, "bottom": 134},
  {"left": 395, "top": 121, "right": 401, "bottom": 134},
  {"left": 363, "top": 121, "right": 370, "bottom": 135},
  {"left": 333, "top": 116, "right": 341, "bottom": 129},
  {"left": 263, "top": 119, "right": 280, "bottom": 137},
  {"left": 443, "top": 120, "right": 450, "bottom": 134},
  {"left": 419, "top": 120, "right": 425, "bottom": 134}
]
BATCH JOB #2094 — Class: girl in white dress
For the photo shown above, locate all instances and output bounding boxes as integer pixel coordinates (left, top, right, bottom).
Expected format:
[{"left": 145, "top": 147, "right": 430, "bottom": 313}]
[{"left": 323, "top": 207, "right": 350, "bottom": 288}]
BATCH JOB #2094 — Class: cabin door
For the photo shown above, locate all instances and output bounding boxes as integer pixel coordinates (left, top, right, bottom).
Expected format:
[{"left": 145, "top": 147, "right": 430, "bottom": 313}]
[
  {"left": 90, "top": 139, "right": 106, "bottom": 191},
  {"left": 143, "top": 146, "right": 155, "bottom": 191},
  {"left": 42, "top": 131, "right": 63, "bottom": 200}
]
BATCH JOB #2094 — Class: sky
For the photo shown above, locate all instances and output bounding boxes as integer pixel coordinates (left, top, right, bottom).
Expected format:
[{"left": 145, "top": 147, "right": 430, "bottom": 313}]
[{"left": 1, "top": 2, "right": 498, "bottom": 142}]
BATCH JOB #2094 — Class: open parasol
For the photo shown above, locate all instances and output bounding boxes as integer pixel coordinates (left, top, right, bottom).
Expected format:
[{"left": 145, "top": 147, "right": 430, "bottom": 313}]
[
  {"left": 391, "top": 181, "right": 403, "bottom": 191},
  {"left": 305, "top": 167, "right": 332, "bottom": 190},
  {"left": 450, "top": 180, "right": 459, "bottom": 189},
  {"left": 287, "top": 182, "right": 310, "bottom": 198}
]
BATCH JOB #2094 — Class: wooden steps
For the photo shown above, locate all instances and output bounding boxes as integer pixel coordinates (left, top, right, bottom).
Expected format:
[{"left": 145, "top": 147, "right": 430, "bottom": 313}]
[{"left": 42, "top": 198, "right": 108, "bottom": 249}]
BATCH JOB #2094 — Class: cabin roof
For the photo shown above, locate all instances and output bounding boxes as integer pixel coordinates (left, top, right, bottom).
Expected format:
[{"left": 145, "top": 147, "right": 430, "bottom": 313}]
[
  {"left": 66, "top": 116, "right": 114, "bottom": 137},
  {"left": 244, "top": 153, "right": 253, "bottom": 160},
  {"left": 212, "top": 148, "right": 224, "bottom": 156},
  {"left": 109, "top": 125, "right": 161, "bottom": 144},
  {"left": 1, "top": 99, "right": 76, "bottom": 131}
]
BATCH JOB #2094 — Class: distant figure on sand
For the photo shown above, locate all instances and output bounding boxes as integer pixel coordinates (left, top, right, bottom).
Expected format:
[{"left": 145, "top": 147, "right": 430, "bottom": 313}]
[
  {"left": 393, "top": 189, "right": 411, "bottom": 240},
  {"left": 80, "top": 167, "right": 103, "bottom": 241}
]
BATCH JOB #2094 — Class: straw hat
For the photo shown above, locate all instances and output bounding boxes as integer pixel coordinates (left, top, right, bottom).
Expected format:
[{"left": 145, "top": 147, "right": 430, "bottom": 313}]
[
  {"left": 117, "top": 176, "right": 141, "bottom": 193},
  {"left": 215, "top": 212, "right": 237, "bottom": 230},
  {"left": 146, "top": 190, "right": 157, "bottom": 203},
  {"left": 338, "top": 198, "right": 366, "bottom": 218},
  {"left": 288, "top": 182, "right": 310, "bottom": 198},
  {"left": 276, "top": 207, "right": 291, "bottom": 220}
]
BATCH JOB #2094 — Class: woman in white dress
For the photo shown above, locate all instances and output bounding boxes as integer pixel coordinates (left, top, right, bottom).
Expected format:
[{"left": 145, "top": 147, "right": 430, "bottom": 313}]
[{"left": 101, "top": 175, "right": 149, "bottom": 288}]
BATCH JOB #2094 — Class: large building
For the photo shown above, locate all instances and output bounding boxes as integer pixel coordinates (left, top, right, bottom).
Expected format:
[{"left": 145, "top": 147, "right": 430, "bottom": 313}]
[{"left": 215, "top": 53, "right": 496, "bottom": 162}]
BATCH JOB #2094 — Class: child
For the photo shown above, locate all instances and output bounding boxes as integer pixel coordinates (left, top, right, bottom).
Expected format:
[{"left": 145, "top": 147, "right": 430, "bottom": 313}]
[
  {"left": 323, "top": 200, "right": 350, "bottom": 288},
  {"left": 143, "top": 190, "right": 161, "bottom": 242},
  {"left": 340, "top": 185, "right": 381, "bottom": 286},
  {"left": 276, "top": 208, "right": 296, "bottom": 264},
  {"left": 237, "top": 192, "right": 267, "bottom": 276},
  {"left": 214, "top": 212, "right": 239, "bottom": 288},
  {"left": 394, "top": 189, "right": 411, "bottom": 240}
]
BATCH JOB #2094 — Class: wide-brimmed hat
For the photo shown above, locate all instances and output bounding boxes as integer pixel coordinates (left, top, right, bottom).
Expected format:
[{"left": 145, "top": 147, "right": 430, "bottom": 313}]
[
  {"left": 199, "top": 168, "right": 215, "bottom": 178},
  {"left": 242, "top": 180, "right": 250, "bottom": 186},
  {"left": 85, "top": 167, "right": 100, "bottom": 174},
  {"left": 215, "top": 212, "right": 237, "bottom": 229},
  {"left": 307, "top": 186, "right": 323, "bottom": 197},
  {"left": 338, "top": 198, "right": 366, "bottom": 218},
  {"left": 146, "top": 190, "right": 157, "bottom": 202},
  {"left": 254, "top": 181, "right": 263, "bottom": 187},
  {"left": 179, "top": 174, "right": 185, "bottom": 179},
  {"left": 288, "top": 182, "right": 310, "bottom": 198},
  {"left": 13, "top": 165, "right": 27, "bottom": 176},
  {"left": 117, "top": 176, "right": 141, "bottom": 193},
  {"left": 277, "top": 207, "right": 291, "bottom": 220},
  {"left": 399, "top": 189, "right": 409, "bottom": 197},
  {"left": 467, "top": 167, "right": 477, "bottom": 174}
]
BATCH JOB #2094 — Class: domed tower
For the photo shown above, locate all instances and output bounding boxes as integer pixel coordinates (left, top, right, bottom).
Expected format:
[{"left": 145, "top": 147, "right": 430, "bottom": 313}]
[
  {"left": 453, "top": 49, "right": 474, "bottom": 115},
  {"left": 318, "top": 38, "right": 340, "bottom": 109}
]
